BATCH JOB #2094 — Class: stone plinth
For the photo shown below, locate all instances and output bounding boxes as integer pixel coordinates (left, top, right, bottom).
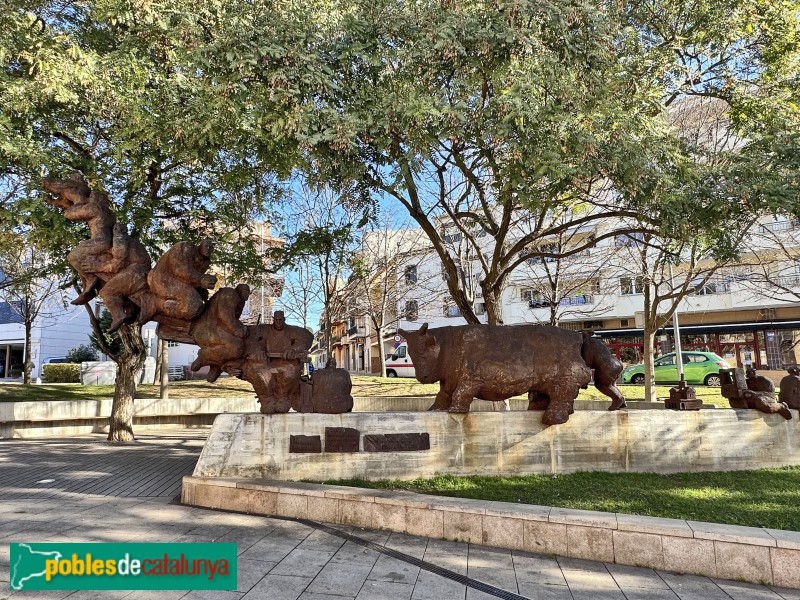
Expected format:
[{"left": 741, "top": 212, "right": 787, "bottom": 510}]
[{"left": 192, "top": 409, "right": 800, "bottom": 481}]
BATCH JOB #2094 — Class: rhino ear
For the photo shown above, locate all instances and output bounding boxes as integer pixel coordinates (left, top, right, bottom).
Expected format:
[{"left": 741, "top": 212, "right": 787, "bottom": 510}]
[{"left": 418, "top": 322, "right": 429, "bottom": 336}]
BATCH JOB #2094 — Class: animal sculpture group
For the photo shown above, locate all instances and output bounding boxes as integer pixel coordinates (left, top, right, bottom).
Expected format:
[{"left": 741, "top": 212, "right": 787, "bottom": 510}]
[{"left": 43, "top": 175, "right": 352, "bottom": 415}]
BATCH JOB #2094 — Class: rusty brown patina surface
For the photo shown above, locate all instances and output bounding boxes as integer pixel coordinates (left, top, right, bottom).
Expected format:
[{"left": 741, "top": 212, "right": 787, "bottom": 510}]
[{"left": 398, "top": 323, "right": 625, "bottom": 425}]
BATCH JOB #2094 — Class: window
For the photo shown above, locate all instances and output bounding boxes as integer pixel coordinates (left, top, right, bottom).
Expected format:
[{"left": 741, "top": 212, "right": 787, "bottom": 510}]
[
  {"left": 620, "top": 276, "right": 645, "bottom": 295},
  {"left": 404, "top": 265, "right": 417, "bottom": 284},
  {"left": 526, "top": 242, "right": 558, "bottom": 264},
  {"left": 442, "top": 232, "right": 462, "bottom": 244},
  {"left": 615, "top": 233, "right": 645, "bottom": 247},
  {"left": 443, "top": 299, "right": 462, "bottom": 317},
  {"left": 686, "top": 354, "right": 709, "bottom": 363},
  {"left": 620, "top": 319, "right": 630, "bottom": 327},
  {"left": 392, "top": 346, "right": 407, "bottom": 359},
  {"left": 583, "top": 320, "right": 604, "bottom": 329},
  {"left": 475, "top": 302, "right": 486, "bottom": 316},
  {"left": 441, "top": 266, "right": 464, "bottom": 281},
  {"left": 167, "top": 341, "right": 180, "bottom": 348},
  {"left": 521, "top": 288, "right": 547, "bottom": 308},
  {"left": 691, "top": 278, "right": 730, "bottom": 295},
  {"left": 655, "top": 355, "right": 676, "bottom": 367},
  {"left": 404, "top": 300, "right": 419, "bottom": 321}
]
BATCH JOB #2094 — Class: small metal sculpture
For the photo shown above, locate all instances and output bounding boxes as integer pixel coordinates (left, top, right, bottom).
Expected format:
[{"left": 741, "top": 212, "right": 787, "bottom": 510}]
[
  {"left": 398, "top": 323, "right": 624, "bottom": 425},
  {"left": 44, "top": 175, "right": 350, "bottom": 414},
  {"left": 779, "top": 366, "right": 800, "bottom": 409},
  {"left": 720, "top": 367, "right": 792, "bottom": 420}
]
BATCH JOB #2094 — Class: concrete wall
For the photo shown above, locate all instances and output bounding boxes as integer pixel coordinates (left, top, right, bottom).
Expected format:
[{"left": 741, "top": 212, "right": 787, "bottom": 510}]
[{"left": 193, "top": 410, "right": 800, "bottom": 481}]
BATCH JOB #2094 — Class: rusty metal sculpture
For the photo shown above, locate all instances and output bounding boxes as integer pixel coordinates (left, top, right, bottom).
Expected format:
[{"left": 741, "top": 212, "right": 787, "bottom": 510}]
[
  {"left": 720, "top": 367, "right": 792, "bottom": 420},
  {"left": 398, "top": 323, "right": 625, "bottom": 425},
  {"left": 44, "top": 175, "right": 350, "bottom": 414},
  {"left": 779, "top": 367, "right": 800, "bottom": 409}
]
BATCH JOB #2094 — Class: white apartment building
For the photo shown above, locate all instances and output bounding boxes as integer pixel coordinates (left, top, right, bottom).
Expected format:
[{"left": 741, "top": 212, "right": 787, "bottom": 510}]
[{"left": 388, "top": 215, "right": 800, "bottom": 370}]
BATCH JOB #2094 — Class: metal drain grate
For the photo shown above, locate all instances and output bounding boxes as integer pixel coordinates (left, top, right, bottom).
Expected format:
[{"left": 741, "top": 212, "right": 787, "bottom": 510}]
[{"left": 292, "top": 517, "right": 532, "bottom": 600}]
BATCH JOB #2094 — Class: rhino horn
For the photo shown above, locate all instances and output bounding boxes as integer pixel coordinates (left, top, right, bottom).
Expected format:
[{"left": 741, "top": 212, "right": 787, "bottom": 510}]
[
  {"left": 397, "top": 328, "right": 407, "bottom": 337},
  {"left": 418, "top": 323, "right": 429, "bottom": 336}
]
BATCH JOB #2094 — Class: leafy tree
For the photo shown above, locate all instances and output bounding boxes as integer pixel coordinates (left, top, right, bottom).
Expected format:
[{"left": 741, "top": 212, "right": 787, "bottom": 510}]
[
  {"left": 0, "top": 232, "right": 67, "bottom": 383},
  {"left": 0, "top": 0, "right": 295, "bottom": 439},
  {"left": 65, "top": 344, "right": 98, "bottom": 363},
  {"left": 89, "top": 309, "right": 123, "bottom": 358}
]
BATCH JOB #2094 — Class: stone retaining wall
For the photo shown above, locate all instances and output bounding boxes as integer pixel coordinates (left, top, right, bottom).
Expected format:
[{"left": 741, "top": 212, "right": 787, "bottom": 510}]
[
  {"left": 182, "top": 476, "right": 800, "bottom": 589},
  {"left": 193, "top": 410, "right": 800, "bottom": 480}
]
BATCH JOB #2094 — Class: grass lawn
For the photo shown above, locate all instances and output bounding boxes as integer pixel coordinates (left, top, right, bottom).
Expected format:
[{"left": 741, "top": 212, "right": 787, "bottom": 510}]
[
  {"left": 328, "top": 467, "right": 800, "bottom": 531},
  {"left": 0, "top": 374, "right": 727, "bottom": 405}
]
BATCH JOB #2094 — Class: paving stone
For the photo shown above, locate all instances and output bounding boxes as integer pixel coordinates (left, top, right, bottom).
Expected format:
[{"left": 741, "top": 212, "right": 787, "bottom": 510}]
[
  {"left": 181, "top": 592, "right": 245, "bottom": 600},
  {"left": 243, "top": 573, "right": 313, "bottom": 599},
  {"left": 511, "top": 552, "right": 567, "bottom": 586},
  {"left": 329, "top": 541, "right": 382, "bottom": 566},
  {"left": 384, "top": 533, "right": 428, "bottom": 559},
  {"left": 617, "top": 588, "right": 680, "bottom": 600},
  {"left": 422, "top": 551, "right": 468, "bottom": 576},
  {"left": 367, "top": 554, "right": 421, "bottom": 584},
  {"left": 240, "top": 536, "right": 302, "bottom": 563},
  {"left": 516, "top": 582, "right": 574, "bottom": 600},
  {"left": 296, "top": 531, "right": 346, "bottom": 554},
  {"left": 215, "top": 529, "right": 271, "bottom": 555},
  {"left": 657, "top": 572, "right": 732, "bottom": 600},
  {"left": 467, "top": 544, "right": 514, "bottom": 570},
  {"left": 356, "top": 580, "right": 414, "bottom": 600},
  {"left": 237, "top": 559, "right": 277, "bottom": 593},
  {"left": 59, "top": 591, "right": 130, "bottom": 599},
  {"left": 298, "top": 594, "right": 355, "bottom": 600},
  {"left": 271, "top": 549, "right": 337, "bottom": 579},
  {"left": 307, "top": 561, "right": 375, "bottom": 596},
  {"left": 411, "top": 569, "right": 467, "bottom": 600},
  {"left": 465, "top": 566, "right": 518, "bottom": 594},
  {"left": 605, "top": 563, "right": 669, "bottom": 590},
  {"left": 424, "top": 538, "right": 469, "bottom": 557},
  {"left": 711, "top": 579, "right": 785, "bottom": 600}
]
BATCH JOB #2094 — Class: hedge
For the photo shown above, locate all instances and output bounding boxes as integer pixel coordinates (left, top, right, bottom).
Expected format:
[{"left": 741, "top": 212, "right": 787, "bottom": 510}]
[{"left": 42, "top": 363, "right": 81, "bottom": 383}]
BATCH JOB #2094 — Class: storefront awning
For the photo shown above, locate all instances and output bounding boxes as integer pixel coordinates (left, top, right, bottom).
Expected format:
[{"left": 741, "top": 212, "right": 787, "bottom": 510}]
[{"left": 596, "top": 319, "right": 800, "bottom": 338}]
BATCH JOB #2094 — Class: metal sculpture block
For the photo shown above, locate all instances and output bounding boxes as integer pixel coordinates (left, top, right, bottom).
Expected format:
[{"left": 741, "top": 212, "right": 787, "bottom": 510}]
[
  {"left": 720, "top": 367, "right": 792, "bottom": 419},
  {"left": 44, "top": 175, "right": 351, "bottom": 414},
  {"left": 780, "top": 367, "right": 800, "bottom": 409},
  {"left": 398, "top": 323, "right": 625, "bottom": 425}
]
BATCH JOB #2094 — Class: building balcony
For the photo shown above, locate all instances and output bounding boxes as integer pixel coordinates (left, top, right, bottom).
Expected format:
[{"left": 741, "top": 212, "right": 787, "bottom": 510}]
[{"left": 348, "top": 325, "right": 366, "bottom": 336}]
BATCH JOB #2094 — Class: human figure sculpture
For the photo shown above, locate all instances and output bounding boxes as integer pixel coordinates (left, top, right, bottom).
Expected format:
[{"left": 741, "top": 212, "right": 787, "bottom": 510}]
[
  {"left": 190, "top": 284, "right": 251, "bottom": 382},
  {"left": 240, "top": 311, "right": 314, "bottom": 414},
  {"left": 44, "top": 176, "right": 356, "bottom": 415},
  {"left": 720, "top": 367, "right": 791, "bottom": 419},
  {"left": 304, "top": 357, "right": 354, "bottom": 413},
  {"left": 779, "top": 366, "right": 800, "bottom": 409},
  {"left": 139, "top": 239, "right": 217, "bottom": 324},
  {"left": 42, "top": 175, "right": 151, "bottom": 331}
]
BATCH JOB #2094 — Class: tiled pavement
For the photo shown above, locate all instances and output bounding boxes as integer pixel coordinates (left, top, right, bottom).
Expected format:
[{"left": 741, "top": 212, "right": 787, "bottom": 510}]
[{"left": 1, "top": 431, "right": 798, "bottom": 600}]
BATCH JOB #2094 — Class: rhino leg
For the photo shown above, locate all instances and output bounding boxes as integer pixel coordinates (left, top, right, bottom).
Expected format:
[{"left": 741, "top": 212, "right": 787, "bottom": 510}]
[
  {"left": 542, "top": 383, "right": 582, "bottom": 425},
  {"left": 528, "top": 390, "right": 550, "bottom": 411},
  {"left": 448, "top": 385, "right": 477, "bottom": 413},
  {"left": 599, "top": 380, "right": 626, "bottom": 411},
  {"left": 428, "top": 388, "right": 453, "bottom": 411}
]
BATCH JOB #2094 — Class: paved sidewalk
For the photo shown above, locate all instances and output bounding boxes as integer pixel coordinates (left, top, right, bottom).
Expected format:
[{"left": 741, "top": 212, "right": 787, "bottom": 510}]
[{"left": 1, "top": 432, "right": 798, "bottom": 600}]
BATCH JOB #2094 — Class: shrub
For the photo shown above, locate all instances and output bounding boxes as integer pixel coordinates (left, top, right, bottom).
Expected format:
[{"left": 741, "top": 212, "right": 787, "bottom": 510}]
[
  {"left": 66, "top": 344, "right": 99, "bottom": 363},
  {"left": 42, "top": 363, "right": 81, "bottom": 383}
]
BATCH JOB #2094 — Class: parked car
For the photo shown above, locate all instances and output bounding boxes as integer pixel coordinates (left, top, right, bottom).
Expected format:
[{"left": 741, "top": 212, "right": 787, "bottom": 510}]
[
  {"left": 385, "top": 342, "right": 416, "bottom": 378},
  {"left": 621, "top": 351, "right": 731, "bottom": 386}
]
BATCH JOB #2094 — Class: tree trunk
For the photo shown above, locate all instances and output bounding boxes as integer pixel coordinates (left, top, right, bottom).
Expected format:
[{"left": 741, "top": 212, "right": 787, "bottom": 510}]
[
  {"left": 23, "top": 315, "right": 32, "bottom": 384},
  {"left": 643, "top": 328, "right": 657, "bottom": 403},
  {"left": 483, "top": 288, "right": 504, "bottom": 325},
  {"left": 152, "top": 337, "right": 163, "bottom": 384},
  {"left": 377, "top": 325, "right": 387, "bottom": 377},
  {"left": 108, "top": 322, "right": 146, "bottom": 442},
  {"left": 159, "top": 343, "right": 169, "bottom": 400}
]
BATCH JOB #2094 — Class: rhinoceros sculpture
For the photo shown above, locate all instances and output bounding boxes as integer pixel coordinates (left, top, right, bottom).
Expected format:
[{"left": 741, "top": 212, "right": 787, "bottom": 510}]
[{"left": 397, "top": 323, "right": 625, "bottom": 425}]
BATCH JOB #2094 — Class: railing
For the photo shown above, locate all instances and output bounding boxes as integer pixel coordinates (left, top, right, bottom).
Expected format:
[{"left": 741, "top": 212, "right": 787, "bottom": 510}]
[
  {"left": 559, "top": 295, "right": 594, "bottom": 306},
  {"left": 348, "top": 326, "right": 366, "bottom": 336},
  {"left": 528, "top": 299, "right": 550, "bottom": 309},
  {"left": 761, "top": 220, "right": 800, "bottom": 233},
  {"left": 776, "top": 275, "right": 800, "bottom": 288}
]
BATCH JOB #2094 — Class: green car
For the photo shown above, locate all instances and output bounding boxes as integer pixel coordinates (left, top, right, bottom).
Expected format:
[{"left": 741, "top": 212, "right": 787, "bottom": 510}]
[{"left": 621, "top": 351, "right": 731, "bottom": 386}]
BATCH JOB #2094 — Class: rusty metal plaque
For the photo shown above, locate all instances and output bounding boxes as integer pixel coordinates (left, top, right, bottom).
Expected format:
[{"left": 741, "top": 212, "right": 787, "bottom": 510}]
[
  {"left": 289, "top": 435, "right": 322, "bottom": 453},
  {"left": 324, "top": 427, "right": 360, "bottom": 452},
  {"left": 363, "top": 433, "right": 430, "bottom": 452}
]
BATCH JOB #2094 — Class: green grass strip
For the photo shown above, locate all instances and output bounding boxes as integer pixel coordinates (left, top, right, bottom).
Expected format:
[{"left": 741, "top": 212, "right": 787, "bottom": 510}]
[{"left": 327, "top": 467, "right": 800, "bottom": 531}]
